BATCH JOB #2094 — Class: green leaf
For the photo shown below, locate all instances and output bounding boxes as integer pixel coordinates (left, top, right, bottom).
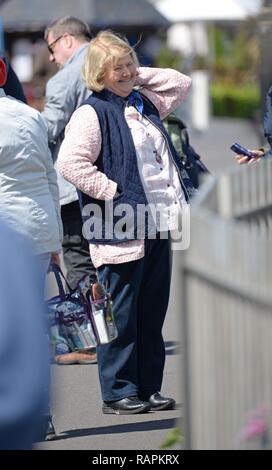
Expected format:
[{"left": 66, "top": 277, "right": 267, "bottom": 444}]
[{"left": 160, "top": 427, "right": 183, "bottom": 450}]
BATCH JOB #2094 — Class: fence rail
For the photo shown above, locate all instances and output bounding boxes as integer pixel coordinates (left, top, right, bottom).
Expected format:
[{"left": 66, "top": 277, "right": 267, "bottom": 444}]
[{"left": 180, "top": 158, "right": 272, "bottom": 449}]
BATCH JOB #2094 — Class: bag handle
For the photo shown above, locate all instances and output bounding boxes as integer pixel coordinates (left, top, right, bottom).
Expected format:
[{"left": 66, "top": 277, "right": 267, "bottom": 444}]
[{"left": 49, "top": 264, "right": 72, "bottom": 300}]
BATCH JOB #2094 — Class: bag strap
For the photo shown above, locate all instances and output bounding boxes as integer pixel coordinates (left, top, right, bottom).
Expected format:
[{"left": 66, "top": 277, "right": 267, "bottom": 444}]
[{"left": 49, "top": 264, "right": 72, "bottom": 300}]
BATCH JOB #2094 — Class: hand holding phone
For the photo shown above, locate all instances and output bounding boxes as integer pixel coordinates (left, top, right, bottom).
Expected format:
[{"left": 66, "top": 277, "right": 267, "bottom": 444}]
[{"left": 230, "top": 143, "right": 253, "bottom": 159}]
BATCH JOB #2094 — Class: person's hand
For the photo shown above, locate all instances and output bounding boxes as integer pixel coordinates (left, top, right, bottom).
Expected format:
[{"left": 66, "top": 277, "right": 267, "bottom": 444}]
[
  {"left": 114, "top": 189, "right": 121, "bottom": 198},
  {"left": 235, "top": 149, "right": 265, "bottom": 165},
  {"left": 50, "top": 253, "right": 60, "bottom": 267}
]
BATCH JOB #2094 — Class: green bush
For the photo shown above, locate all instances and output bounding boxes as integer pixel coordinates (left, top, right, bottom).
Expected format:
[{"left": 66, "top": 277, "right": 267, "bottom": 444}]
[
  {"left": 211, "top": 83, "right": 260, "bottom": 118},
  {"left": 154, "top": 46, "right": 182, "bottom": 71}
]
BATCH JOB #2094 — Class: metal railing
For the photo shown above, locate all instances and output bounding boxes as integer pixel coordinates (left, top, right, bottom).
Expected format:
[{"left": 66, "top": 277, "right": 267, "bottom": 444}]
[{"left": 179, "top": 158, "right": 272, "bottom": 449}]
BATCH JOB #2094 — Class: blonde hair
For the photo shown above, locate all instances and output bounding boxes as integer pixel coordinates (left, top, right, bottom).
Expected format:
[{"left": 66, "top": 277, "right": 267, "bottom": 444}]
[{"left": 83, "top": 30, "right": 139, "bottom": 92}]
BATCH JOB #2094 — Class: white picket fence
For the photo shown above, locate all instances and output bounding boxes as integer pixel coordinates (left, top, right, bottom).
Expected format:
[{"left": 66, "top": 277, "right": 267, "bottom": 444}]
[{"left": 179, "top": 158, "right": 272, "bottom": 449}]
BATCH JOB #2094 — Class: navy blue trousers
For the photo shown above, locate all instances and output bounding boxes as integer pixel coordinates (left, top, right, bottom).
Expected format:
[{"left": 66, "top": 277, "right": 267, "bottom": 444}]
[
  {"left": 61, "top": 201, "right": 97, "bottom": 289},
  {"left": 96, "top": 237, "right": 171, "bottom": 402}
]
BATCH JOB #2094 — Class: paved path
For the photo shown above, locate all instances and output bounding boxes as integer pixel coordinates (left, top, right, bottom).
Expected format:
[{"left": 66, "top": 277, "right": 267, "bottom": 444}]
[{"left": 191, "top": 117, "right": 261, "bottom": 173}]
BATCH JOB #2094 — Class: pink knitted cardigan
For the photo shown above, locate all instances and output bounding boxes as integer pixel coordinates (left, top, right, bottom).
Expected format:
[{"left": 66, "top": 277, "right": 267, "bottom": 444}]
[{"left": 58, "top": 67, "right": 192, "bottom": 267}]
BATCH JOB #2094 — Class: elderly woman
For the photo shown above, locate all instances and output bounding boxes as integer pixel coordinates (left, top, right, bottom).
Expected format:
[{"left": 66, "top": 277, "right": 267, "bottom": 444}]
[{"left": 58, "top": 30, "right": 194, "bottom": 414}]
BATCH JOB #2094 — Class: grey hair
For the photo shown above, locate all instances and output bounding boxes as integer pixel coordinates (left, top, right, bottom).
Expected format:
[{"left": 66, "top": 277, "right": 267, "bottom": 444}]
[{"left": 44, "top": 16, "right": 91, "bottom": 41}]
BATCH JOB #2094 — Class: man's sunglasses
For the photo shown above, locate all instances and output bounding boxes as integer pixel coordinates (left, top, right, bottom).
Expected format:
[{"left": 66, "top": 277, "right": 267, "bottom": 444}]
[{"left": 47, "top": 35, "right": 65, "bottom": 54}]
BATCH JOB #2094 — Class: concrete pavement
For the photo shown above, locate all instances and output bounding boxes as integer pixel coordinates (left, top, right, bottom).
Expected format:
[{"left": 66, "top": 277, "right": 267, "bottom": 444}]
[{"left": 191, "top": 117, "right": 262, "bottom": 173}]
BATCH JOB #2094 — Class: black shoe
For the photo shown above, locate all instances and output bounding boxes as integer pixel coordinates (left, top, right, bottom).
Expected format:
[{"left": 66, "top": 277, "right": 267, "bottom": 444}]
[
  {"left": 102, "top": 396, "right": 151, "bottom": 415},
  {"left": 146, "top": 392, "right": 176, "bottom": 411},
  {"left": 44, "top": 416, "right": 57, "bottom": 441}
]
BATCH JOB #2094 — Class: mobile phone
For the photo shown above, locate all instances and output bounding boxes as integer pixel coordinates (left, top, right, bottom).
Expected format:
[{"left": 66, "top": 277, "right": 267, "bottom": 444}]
[{"left": 230, "top": 143, "right": 253, "bottom": 159}]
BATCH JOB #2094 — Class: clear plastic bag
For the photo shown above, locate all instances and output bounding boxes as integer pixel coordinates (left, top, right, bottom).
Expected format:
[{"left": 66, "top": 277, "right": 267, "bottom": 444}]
[
  {"left": 47, "top": 266, "right": 118, "bottom": 353},
  {"left": 47, "top": 267, "right": 97, "bottom": 354},
  {"left": 90, "top": 296, "right": 118, "bottom": 345}
]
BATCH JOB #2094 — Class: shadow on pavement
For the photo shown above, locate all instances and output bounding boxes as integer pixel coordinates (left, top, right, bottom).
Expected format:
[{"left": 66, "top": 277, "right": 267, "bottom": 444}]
[{"left": 54, "top": 417, "right": 179, "bottom": 441}]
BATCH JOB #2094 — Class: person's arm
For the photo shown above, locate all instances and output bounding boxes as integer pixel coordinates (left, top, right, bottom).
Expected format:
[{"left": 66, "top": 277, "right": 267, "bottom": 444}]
[
  {"left": 264, "top": 86, "right": 272, "bottom": 148},
  {"left": 135, "top": 67, "right": 192, "bottom": 120},
  {"left": 42, "top": 73, "right": 77, "bottom": 144},
  {"left": 57, "top": 105, "right": 117, "bottom": 200},
  {"left": 38, "top": 114, "right": 63, "bottom": 245}
]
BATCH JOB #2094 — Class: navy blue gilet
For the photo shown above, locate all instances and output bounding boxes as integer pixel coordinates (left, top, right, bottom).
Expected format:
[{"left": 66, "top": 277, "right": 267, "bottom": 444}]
[{"left": 78, "top": 89, "right": 196, "bottom": 244}]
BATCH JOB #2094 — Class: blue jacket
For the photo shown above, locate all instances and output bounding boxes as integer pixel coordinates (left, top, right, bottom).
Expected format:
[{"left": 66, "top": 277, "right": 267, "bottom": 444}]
[
  {"left": 0, "top": 218, "right": 49, "bottom": 449},
  {"left": 0, "top": 51, "right": 27, "bottom": 103},
  {"left": 78, "top": 89, "right": 196, "bottom": 244},
  {"left": 264, "top": 87, "right": 272, "bottom": 159}
]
